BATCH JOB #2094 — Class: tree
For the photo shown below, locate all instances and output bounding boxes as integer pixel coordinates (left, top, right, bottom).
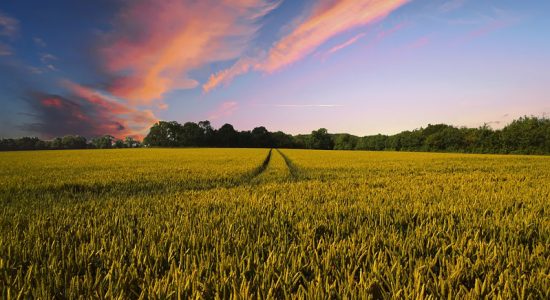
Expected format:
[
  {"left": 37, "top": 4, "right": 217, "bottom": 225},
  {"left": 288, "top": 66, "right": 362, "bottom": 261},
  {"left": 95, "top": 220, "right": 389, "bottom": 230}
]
[
  {"left": 272, "top": 131, "right": 295, "bottom": 148},
  {"left": 333, "top": 134, "right": 358, "bottom": 150},
  {"left": 198, "top": 120, "right": 215, "bottom": 146},
  {"left": 0, "top": 139, "right": 16, "bottom": 151},
  {"left": 124, "top": 137, "right": 141, "bottom": 148},
  {"left": 424, "top": 126, "right": 464, "bottom": 151},
  {"left": 310, "top": 128, "right": 334, "bottom": 150},
  {"left": 91, "top": 135, "right": 114, "bottom": 149},
  {"left": 251, "top": 126, "right": 272, "bottom": 148},
  {"left": 397, "top": 130, "right": 423, "bottom": 151},
  {"left": 17, "top": 137, "right": 42, "bottom": 150},
  {"left": 217, "top": 123, "right": 238, "bottom": 147},
  {"left": 356, "top": 134, "right": 387, "bottom": 151},
  {"left": 143, "top": 121, "right": 184, "bottom": 147},
  {"left": 461, "top": 125, "right": 495, "bottom": 153},
  {"left": 501, "top": 116, "right": 550, "bottom": 154},
  {"left": 181, "top": 122, "right": 204, "bottom": 147},
  {"left": 60, "top": 135, "right": 87, "bottom": 149},
  {"left": 292, "top": 135, "right": 309, "bottom": 149},
  {"left": 49, "top": 137, "right": 63, "bottom": 149},
  {"left": 114, "top": 139, "right": 125, "bottom": 148},
  {"left": 2, "top": 116, "right": 549, "bottom": 154}
]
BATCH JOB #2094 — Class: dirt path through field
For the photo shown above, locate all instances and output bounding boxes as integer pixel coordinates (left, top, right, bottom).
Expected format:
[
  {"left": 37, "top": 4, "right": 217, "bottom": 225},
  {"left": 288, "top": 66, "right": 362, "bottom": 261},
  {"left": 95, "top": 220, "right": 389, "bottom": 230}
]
[
  {"left": 276, "top": 149, "right": 302, "bottom": 180},
  {"left": 251, "top": 149, "right": 292, "bottom": 183}
]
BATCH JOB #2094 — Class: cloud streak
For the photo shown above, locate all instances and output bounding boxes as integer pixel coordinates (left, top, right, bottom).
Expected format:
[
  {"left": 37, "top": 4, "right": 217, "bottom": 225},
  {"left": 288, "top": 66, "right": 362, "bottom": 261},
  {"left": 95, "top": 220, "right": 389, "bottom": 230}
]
[
  {"left": 203, "top": 56, "right": 257, "bottom": 93},
  {"left": 16, "top": 1, "right": 281, "bottom": 137},
  {"left": 450, "top": 8, "right": 521, "bottom": 46},
  {"left": 439, "top": 0, "right": 466, "bottom": 13},
  {"left": 0, "top": 42, "right": 11, "bottom": 56},
  {"left": 0, "top": 11, "right": 18, "bottom": 38},
  {"left": 259, "top": 0, "right": 408, "bottom": 73},
  {"left": 269, "top": 104, "right": 344, "bottom": 108},
  {"left": 204, "top": 0, "right": 408, "bottom": 92},
  {"left": 101, "top": 0, "right": 279, "bottom": 104},
  {"left": 209, "top": 101, "right": 238, "bottom": 120},
  {"left": 23, "top": 81, "right": 157, "bottom": 139},
  {"left": 401, "top": 35, "right": 430, "bottom": 51},
  {"left": 323, "top": 33, "right": 366, "bottom": 58},
  {"left": 33, "top": 37, "right": 47, "bottom": 48}
]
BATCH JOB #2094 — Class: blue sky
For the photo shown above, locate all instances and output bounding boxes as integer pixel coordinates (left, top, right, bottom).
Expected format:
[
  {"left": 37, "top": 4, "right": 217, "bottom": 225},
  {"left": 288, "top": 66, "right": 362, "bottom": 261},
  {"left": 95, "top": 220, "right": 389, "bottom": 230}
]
[{"left": 0, "top": 0, "right": 549, "bottom": 138}]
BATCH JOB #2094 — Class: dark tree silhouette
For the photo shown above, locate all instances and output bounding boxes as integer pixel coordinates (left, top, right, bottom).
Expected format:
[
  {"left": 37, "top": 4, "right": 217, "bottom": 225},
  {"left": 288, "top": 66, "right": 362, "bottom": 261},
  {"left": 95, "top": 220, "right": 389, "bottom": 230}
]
[
  {"left": 2, "top": 116, "right": 549, "bottom": 154},
  {"left": 309, "top": 128, "right": 334, "bottom": 150},
  {"left": 217, "top": 123, "right": 239, "bottom": 147}
]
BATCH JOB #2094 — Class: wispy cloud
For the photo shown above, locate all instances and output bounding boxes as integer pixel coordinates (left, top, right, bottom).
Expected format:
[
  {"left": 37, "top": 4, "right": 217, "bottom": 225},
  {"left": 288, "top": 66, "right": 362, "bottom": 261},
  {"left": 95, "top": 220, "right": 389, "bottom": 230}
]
[
  {"left": 18, "top": 1, "right": 280, "bottom": 137},
  {"left": 40, "top": 53, "right": 56, "bottom": 64},
  {"left": 255, "top": 103, "right": 344, "bottom": 108},
  {"left": 402, "top": 35, "right": 430, "bottom": 51},
  {"left": 38, "top": 53, "right": 58, "bottom": 71},
  {"left": 33, "top": 37, "right": 47, "bottom": 48},
  {"left": 272, "top": 104, "right": 343, "bottom": 108},
  {"left": 101, "top": 0, "right": 279, "bottom": 104},
  {"left": 23, "top": 80, "right": 157, "bottom": 138},
  {"left": 322, "top": 33, "right": 367, "bottom": 58},
  {"left": 209, "top": 101, "right": 238, "bottom": 120},
  {"left": 376, "top": 21, "right": 408, "bottom": 40},
  {"left": 450, "top": 7, "right": 522, "bottom": 46},
  {"left": 0, "top": 42, "right": 12, "bottom": 56},
  {"left": 203, "top": 56, "right": 257, "bottom": 93},
  {"left": 258, "top": 0, "right": 408, "bottom": 73},
  {"left": 452, "top": 19, "right": 514, "bottom": 46},
  {"left": 27, "top": 66, "right": 44, "bottom": 74},
  {"left": 204, "top": 0, "right": 408, "bottom": 92},
  {"left": 0, "top": 11, "right": 18, "bottom": 38},
  {"left": 438, "top": 0, "right": 466, "bottom": 13}
]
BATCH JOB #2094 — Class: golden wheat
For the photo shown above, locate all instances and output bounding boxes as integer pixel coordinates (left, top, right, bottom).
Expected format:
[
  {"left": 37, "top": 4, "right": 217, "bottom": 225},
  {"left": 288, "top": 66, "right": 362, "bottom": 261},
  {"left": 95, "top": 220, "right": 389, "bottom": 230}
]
[{"left": 0, "top": 148, "right": 548, "bottom": 299}]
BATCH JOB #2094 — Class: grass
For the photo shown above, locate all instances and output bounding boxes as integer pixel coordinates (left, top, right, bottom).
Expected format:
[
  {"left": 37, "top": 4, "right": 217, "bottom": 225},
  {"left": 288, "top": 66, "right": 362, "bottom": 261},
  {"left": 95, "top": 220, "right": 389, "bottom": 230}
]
[{"left": 0, "top": 148, "right": 549, "bottom": 298}]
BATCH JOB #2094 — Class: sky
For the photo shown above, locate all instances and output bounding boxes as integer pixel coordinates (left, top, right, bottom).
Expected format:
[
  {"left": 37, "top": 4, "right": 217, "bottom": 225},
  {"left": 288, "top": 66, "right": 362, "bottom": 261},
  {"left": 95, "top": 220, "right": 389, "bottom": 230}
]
[{"left": 0, "top": 0, "right": 549, "bottom": 139}]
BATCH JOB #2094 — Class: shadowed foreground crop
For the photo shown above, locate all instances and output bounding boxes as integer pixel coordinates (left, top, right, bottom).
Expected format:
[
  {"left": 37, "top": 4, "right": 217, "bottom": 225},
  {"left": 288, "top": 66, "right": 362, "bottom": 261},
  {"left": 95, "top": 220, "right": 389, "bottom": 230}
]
[{"left": 0, "top": 149, "right": 549, "bottom": 298}]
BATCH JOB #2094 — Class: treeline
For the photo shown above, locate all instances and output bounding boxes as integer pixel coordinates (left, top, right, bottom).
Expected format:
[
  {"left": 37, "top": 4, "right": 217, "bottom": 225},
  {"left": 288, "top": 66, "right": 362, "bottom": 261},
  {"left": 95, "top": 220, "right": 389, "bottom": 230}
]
[
  {"left": 141, "top": 117, "right": 550, "bottom": 154},
  {"left": 341, "top": 116, "right": 550, "bottom": 155},
  {"left": 1, "top": 116, "right": 549, "bottom": 154},
  {"left": 0, "top": 135, "right": 141, "bottom": 151},
  {"left": 143, "top": 121, "right": 295, "bottom": 148}
]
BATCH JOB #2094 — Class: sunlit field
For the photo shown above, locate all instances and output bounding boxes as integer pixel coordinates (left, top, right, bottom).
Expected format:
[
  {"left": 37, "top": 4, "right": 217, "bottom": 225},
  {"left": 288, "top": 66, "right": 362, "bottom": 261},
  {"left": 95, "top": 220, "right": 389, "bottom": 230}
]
[{"left": 1, "top": 149, "right": 549, "bottom": 298}]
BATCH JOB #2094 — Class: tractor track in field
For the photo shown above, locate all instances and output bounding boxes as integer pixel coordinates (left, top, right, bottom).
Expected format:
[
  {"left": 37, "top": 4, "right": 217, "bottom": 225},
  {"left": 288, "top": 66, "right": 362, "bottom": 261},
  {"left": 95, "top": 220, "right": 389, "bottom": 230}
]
[
  {"left": 247, "top": 148, "right": 302, "bottom": 183},
  {"left": 276, "top": 149, "right": 302, "bottom": 180},
  {"left": 245, "top": 148, "right": 272, "bottom": 180},
  {"left": 7, "top": 149, "right": 296, "bottom": 201}
]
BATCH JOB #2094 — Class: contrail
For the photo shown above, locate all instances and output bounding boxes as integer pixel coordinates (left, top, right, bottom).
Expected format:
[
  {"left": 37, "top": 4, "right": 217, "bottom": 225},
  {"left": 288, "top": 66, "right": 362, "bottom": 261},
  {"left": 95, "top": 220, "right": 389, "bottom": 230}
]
[{"left": 270, "top": 104, "right": 344, "bottom": 108}]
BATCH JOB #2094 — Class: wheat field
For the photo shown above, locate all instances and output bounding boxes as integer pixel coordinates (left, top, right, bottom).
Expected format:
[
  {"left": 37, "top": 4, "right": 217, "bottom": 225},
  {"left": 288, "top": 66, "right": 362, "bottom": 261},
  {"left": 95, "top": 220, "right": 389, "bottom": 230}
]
[{"left": 0, "top": 149, "right": 549, "bottom": 299}]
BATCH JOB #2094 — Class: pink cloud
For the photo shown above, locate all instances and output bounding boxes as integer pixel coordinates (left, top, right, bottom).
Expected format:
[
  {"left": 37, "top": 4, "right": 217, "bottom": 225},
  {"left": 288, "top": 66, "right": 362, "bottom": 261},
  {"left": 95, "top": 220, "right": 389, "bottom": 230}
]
[
  {"left": 258, "top": 0, "right": 409, "bottom": 73},
  {"left": 467, "top": 20, "right": 508, "bottom": 40},
  {"left": 101, "top": 0, "right": 279, "bottom": 104},
  {"left": 60, "top": 80, "right": 158, "bottom": 138},
  {"left": 402, "top": 35, "right": 430, "bottom": 51},
  {"left": 323, "top": 33, "right": 366, "bottom": 58},
  {"left": 0, "top": 42, "right": 11, "bottom": 56},
  {"left": 439, "top": 0, "right": 466, "bottom": 13},
  {"left": 209, "top": 101, "right": 238, "bottom": 120},
  {"left": 26, "top": 93, "right": 124, "bottom": 138},
  {"left": 33, "top": 37, "right": 47, "bottom": 47},
  {"left": 268, "top": 104, "right": 343, "bottom": 108},
  {"left": 19, "top": 2, "right": 285, "bottom": 137},
  {"left": 204, "top": 0, "right": 408, "bottom": 92},
  {"left": 203, "top": 56, "right": 258, "bottom": 93},
  {"left": 0, "top": 11, "right": 18, "bottom": 38},
  {"left": 376, "top": 21, "right": 408, "bottom": 40},
  {"left": 40, "top": 97, "right": 63, "bottom": 108},
  {"left": 451, "top": 9, "right": 521, "bottom": 46},
  {"left": 25, "top": 2, "right": 281, "bottom": 137}
]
